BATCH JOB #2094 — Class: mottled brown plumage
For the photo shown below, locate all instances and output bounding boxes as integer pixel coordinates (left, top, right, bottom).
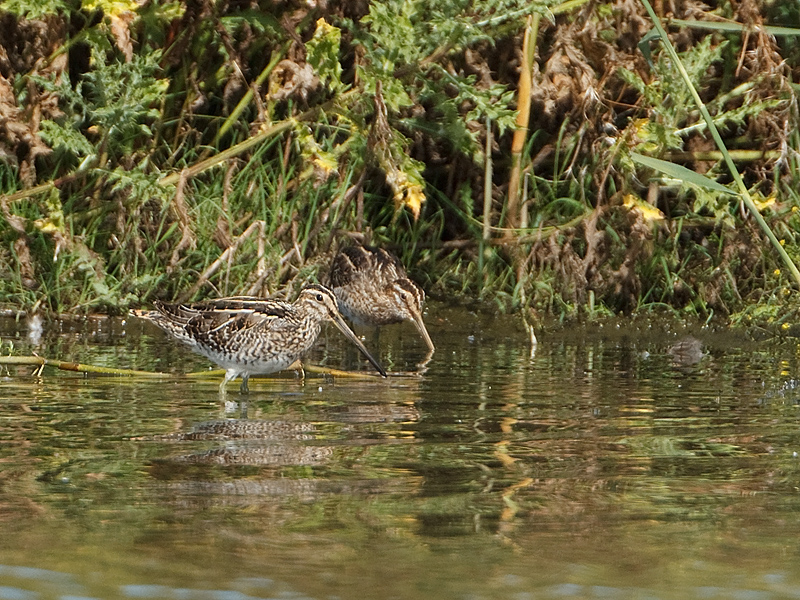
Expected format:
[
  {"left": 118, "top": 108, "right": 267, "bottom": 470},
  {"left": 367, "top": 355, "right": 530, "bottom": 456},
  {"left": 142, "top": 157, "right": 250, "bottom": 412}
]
[
  {"left": 328, "top": 245, "right": 434, "bottom": 352},
  {"left": 131, "top": 284, "right": 386, "bottom": 393}
]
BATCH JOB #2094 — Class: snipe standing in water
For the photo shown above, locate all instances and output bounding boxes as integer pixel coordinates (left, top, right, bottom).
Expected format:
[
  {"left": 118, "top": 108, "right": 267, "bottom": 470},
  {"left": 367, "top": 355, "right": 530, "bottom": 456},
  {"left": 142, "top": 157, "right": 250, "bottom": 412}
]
[
  {"left": 327, "top": 245, "right": 435, "bottom": 353},
  {"left": 131, "top": 284, "right": 387, "bottom": 393}
]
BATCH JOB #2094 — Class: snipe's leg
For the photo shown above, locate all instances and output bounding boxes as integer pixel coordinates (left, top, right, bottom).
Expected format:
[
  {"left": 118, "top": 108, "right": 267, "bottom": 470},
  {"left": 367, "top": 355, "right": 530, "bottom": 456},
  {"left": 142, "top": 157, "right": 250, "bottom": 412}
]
[
  {"left": 239, "top": 374, "right": 250, "bottom": 394},
  {"left": 219, "top": 369, "right": 238, "bottom": 395},
  {"left": 287, "top": 359, "right": 305, "bottom": 380}
]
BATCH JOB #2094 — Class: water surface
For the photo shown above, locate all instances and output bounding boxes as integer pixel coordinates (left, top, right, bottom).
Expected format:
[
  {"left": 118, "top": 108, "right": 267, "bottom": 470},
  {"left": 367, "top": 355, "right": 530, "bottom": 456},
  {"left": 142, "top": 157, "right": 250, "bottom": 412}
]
[{"left": 2, "top": 309, "right": 800, "bottom": 599}]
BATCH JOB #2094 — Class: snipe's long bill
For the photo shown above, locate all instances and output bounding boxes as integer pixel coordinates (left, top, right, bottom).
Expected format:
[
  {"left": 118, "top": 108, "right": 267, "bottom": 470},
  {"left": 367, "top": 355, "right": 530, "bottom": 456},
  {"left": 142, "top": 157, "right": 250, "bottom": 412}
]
[
  {"left": 131, "top": 284, "right": 387, "bottom": 393},
  {"left": 328, "top": 245, "right": 435, "bottom": 352}
]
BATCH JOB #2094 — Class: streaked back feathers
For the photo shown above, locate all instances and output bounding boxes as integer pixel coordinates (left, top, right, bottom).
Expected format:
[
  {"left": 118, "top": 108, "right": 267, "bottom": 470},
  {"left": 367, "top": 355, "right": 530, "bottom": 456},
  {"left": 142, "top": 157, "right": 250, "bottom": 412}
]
[{"left": 329, "top": 245, "right": 408, "bottom": 289}]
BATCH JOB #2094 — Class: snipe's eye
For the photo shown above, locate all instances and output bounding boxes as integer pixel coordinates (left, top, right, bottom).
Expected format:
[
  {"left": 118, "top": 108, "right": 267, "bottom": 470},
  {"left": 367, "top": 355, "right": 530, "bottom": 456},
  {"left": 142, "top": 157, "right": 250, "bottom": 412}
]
[
  {"left": 316, "top": 294, "right": 324, "bottom": 302},
  {"left": 400, "top": 293, "right": 407, "bottom": 301}
]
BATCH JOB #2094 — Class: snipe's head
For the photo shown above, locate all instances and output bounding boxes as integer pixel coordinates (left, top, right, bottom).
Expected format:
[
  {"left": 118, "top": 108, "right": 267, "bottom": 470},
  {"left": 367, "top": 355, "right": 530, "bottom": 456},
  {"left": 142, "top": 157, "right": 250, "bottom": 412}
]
[
  {"left": 298, "top": 284, "right": 387, "bottom": 377},
  {"left": 296, "top": 284, "right": 342, "bottom": 320},
  {"left": 390, "top": 279, "right": 435, "bottom": 353}
]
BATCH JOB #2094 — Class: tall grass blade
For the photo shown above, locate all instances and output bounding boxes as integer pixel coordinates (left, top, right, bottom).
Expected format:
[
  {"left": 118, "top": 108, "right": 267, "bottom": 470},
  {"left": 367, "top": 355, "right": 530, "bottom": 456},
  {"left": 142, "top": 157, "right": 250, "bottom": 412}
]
[
  {"left": 507, "top": 12, "right": 539, "bottom": 233},
  {"left": 669, "top": 18, "right": 800, "bottom": 37},
  {"left": 215, "top": 46, "right": 287, "bottom": 144},
  {"left": 158, "top": 96, "right": 346, "bottom": 187},
  {"left": 482, "top": 117, "right": 493, "bottom": 243},
  {"left": 631, "top": 153, "right": 733, "bottom": 195}
]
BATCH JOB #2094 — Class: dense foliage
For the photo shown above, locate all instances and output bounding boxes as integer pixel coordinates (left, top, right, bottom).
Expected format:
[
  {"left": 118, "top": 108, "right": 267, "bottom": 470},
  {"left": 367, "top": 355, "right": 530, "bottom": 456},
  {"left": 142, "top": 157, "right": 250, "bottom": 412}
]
[{"left": 1, "top": 0, "right": 799, "bottom": 325}]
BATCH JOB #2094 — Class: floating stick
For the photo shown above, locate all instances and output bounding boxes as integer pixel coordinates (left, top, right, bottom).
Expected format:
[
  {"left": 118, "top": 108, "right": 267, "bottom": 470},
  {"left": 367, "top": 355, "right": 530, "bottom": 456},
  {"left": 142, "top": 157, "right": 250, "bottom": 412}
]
[{"left": 0, "top": 356, "right": 393, "bottom": 380}]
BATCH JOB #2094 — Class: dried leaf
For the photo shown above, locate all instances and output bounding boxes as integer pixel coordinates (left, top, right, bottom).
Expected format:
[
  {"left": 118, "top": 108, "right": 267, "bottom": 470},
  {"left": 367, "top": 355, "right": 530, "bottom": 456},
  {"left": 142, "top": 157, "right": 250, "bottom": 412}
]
[
  {"left": 13, "top": 237, "right": 37, "bottom": 289},
  {"left": 268, "top": 60, "right": 319, "bottom": 102},
  {"left": 623, "top": 194, "right": 665, "bottom": 223},
  {"left": 369, "top": 82, "right": 427, "bottom": 220},
  {"left": 0, "top": 74, "right": 52, "bottom": 184},
  {"left": 110, "top": 12, "right": 135, "bottom": 62}
]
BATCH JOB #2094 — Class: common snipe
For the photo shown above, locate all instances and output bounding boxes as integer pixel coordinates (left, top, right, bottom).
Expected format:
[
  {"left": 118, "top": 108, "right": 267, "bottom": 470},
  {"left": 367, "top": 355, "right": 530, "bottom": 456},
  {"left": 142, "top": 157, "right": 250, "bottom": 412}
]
[
  {"left": 132, "top": 284, "right": 387, "bottom": 393},
  {"left": 327, "top": 245, "right": 435, "bottom": 352}
]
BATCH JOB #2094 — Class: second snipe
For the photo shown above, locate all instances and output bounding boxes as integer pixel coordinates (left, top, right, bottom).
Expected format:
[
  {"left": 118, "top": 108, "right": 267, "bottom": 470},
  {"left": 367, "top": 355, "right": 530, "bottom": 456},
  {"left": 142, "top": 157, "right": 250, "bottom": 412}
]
[{"left": 327, "top": 245, "right": 435, "bottom": 353}]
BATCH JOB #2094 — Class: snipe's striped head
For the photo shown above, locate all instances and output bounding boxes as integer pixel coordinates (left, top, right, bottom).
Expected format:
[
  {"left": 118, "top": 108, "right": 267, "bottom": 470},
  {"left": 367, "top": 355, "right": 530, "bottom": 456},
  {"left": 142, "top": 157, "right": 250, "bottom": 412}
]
[
  {"left": 299, "top": 284, "right": 387, "bottom": 377},
  {"left": 295, "top": 284, "right": 341, "bottom": 320},
  {"left": 387, "top": 278, "right": 425, "bottom": 322},
  {"left": 388, "top": 278, "right": 433, "bottom": 352}
]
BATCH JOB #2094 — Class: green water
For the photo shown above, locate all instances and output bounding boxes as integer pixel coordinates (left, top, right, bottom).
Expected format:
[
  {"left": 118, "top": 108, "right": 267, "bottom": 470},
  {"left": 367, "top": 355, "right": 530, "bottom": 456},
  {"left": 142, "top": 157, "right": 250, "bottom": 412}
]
[{"left": 2, "top": 309, "right": 800, "bottom": 599}]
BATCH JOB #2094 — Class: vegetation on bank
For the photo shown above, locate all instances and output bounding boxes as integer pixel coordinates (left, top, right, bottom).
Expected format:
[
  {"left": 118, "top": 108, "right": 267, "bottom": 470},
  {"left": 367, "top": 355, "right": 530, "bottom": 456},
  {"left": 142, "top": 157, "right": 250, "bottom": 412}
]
[{"left": 1, "top": 0, "right": 800, "bottom": 325}]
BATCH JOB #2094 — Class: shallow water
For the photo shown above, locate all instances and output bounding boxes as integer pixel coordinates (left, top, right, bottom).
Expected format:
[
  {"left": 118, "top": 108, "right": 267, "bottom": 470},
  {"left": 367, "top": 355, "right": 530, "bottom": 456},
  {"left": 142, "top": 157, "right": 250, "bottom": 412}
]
[{"left": 2, "top": 308, "right": 800, "bottom": 599}]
